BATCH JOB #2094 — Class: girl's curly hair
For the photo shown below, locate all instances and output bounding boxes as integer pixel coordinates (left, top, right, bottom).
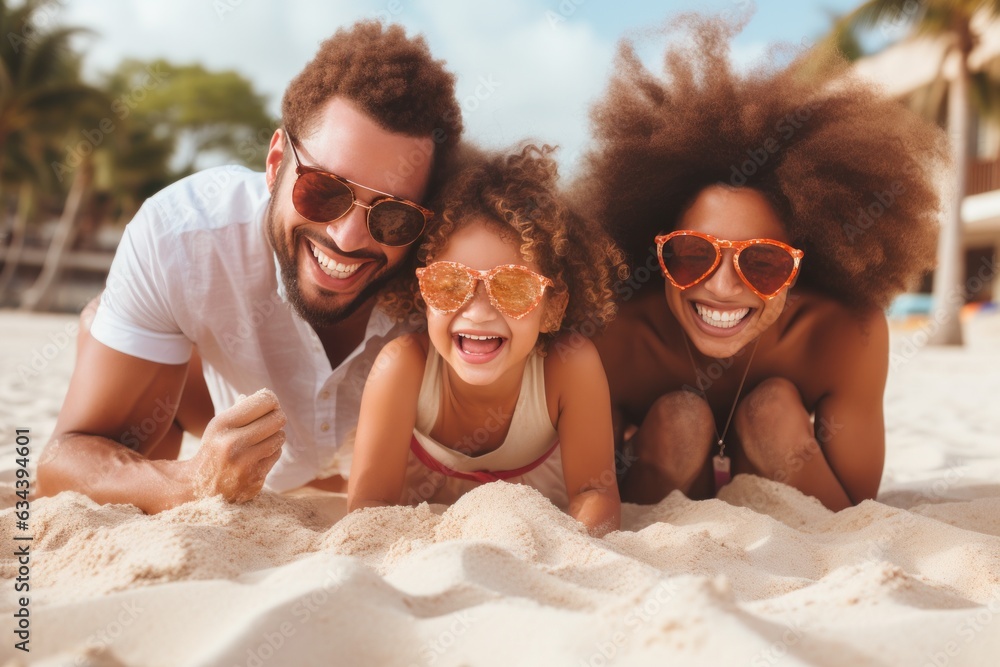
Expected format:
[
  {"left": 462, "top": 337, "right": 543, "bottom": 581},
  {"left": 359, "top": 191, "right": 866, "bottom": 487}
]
[
  {"left": 381, "top": 143, "right": 626, "bottom": 348},
  {"left": 575, "top": 13, "right": 948, "bottom": 311}
]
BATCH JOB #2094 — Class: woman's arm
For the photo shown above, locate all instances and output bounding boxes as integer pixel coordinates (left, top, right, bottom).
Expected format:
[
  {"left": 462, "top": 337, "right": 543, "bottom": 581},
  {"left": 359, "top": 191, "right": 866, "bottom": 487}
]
[
  {"left": 813, "top": 310, "right": 890, "bottom": 508},
  {"left": 346, "top": 334, "right": 427, "bottom": 511},
  {"left": 547, "top": 336, "right": 621, "bottom": 536}
]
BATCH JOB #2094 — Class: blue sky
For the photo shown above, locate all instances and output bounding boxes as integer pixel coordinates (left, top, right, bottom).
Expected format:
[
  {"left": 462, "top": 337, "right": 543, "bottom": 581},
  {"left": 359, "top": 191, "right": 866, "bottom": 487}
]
[{"left": 59, "top": 0, "right": 864, "bottom": 174}]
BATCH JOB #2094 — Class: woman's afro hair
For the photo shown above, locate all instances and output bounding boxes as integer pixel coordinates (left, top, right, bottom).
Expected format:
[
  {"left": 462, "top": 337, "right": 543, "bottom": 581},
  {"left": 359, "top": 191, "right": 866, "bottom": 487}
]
[{"left": 575, "top": 13, "right": 949, "bottom": 311}]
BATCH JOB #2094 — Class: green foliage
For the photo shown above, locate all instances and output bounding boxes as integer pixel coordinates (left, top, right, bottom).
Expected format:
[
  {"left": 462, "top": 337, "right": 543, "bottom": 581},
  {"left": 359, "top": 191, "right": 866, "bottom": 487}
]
[
  {"left": 0, "top": 0, "right": 106, "bottom": 195},
  {"left": 103, "top": 58, "right": 277, "bottom": 174},
  {"left": 1, "top": 0, "right": 278, "bottom": 232}
]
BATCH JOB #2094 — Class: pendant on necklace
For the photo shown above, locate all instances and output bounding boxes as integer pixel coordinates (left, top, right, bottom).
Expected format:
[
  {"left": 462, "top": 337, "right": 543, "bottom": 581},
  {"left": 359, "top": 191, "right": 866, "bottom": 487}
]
[
  {"left": 682, "top": 334, "right": 760, "bottom": 497},
  {"left": 713, "top": 440, "right": 731, "bottom": 492}
]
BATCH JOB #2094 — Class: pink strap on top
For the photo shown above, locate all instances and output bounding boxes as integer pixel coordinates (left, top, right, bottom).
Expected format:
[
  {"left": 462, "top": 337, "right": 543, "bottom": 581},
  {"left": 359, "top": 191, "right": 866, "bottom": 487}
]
[{"left": 409, "top": 436, "right": 558, "bottom": 483}]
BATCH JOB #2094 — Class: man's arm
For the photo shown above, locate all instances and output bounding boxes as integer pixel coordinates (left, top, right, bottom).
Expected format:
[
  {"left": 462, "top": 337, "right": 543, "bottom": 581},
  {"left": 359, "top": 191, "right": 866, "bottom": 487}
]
[{"left": 38, "top": 336, "right": 286, "bottom": 514}]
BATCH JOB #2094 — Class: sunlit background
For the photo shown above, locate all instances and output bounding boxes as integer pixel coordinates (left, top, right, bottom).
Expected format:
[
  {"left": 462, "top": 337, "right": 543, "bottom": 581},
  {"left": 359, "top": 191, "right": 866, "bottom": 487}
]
[
  {"left": 59, "top": 0, "right": 862, "bottom": 171},
  {"left": 2, "top": 0, "right": 998, "bottom": 345}
]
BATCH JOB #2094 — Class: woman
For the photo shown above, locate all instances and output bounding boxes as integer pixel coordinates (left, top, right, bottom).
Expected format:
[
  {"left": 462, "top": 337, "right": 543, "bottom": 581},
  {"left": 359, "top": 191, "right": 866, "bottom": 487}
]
[{"left": 579, "top": 15, "right": 947, "bottom": 510}]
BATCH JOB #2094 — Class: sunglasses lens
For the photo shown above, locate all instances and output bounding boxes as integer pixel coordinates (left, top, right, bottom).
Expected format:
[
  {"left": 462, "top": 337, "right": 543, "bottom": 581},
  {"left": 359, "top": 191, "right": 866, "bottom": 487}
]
[
  {"left": 739, "top": 244, "right": 795, "bottom": 295},
  {"left": 662, "top": 235, "right": 718, "bottom": 286},
  {"left": 419, "top": 263, "right": 473, "bottom": 312},
  {"left": 292, "top": 172, "right": 354, "bottom": 222},
  {"left": 369, "top": 200, "right": 427, "bottom": 247},
  {"left": 489, "top": 266, "right": 545, "bottom": 317}
]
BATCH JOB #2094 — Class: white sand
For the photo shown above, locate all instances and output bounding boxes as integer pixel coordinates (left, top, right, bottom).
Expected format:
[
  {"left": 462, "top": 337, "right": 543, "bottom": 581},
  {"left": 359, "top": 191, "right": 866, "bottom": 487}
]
[{"left": 1, "top": 309, "right": 999, "bottom": 666}]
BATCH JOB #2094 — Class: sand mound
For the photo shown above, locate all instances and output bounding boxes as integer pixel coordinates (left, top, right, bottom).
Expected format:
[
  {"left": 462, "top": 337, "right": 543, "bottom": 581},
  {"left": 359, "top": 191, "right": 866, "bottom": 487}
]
[
  {"left": 3, "top": 478, "right": 1000, "bottom": 666},
  {"left": 3, "top": 311, "right": 1000, "bottom": 666}
]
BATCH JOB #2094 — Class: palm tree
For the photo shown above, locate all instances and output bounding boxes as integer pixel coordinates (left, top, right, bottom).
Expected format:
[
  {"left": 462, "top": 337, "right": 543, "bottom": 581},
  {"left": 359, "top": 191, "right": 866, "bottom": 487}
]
[
  {"left": 3, "top": 4, "right": 276, "bottom": 310},
  {"left": 0, "top": 0, "right": 105, "bottom": 301},
  {"left": 19, "top": 103, "right": 176, "bottom": 310},
  {"left": 18, "top": 151, "right": 90, "bottom": 310},
  {"left": 826, "top": 0, "right": 1000, "bottom": 345},
  {"left": 0, "top": 135, "right": 41, "bottom": 299}
]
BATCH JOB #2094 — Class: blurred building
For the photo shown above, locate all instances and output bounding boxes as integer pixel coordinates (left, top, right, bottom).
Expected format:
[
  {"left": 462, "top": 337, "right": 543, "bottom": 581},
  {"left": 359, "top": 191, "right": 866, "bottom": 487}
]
[{"left": 853, "top": 18, "right": 1000, "bottom": 305}]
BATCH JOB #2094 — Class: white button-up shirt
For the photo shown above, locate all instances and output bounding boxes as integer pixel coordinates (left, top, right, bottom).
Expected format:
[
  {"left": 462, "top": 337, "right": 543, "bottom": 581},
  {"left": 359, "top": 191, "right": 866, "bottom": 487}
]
[{"left": 91, "top": 165, "right": 412, "bottom": 491}]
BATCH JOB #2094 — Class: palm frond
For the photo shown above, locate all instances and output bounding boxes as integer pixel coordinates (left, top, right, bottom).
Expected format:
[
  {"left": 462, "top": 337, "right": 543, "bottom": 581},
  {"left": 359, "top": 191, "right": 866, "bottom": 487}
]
[
  {"left": 19, "top": 26, "right": 93, "bottom": 87},
  {"left": 974, "top": 0, "right": 1000, "bottom": 19},
  {"left": 840, "top": 0, "right": 925, "bottom": 33},
  {"left": 970, "top": 54, "right": 1000, "bottom": 121}
]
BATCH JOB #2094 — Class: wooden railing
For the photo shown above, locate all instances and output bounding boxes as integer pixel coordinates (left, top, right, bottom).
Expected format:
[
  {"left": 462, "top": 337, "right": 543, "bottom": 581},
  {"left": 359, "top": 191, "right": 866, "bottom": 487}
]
[
  {"left": 0, "top": 246, "right": 114, "bottom": 272},
  {"left": 968, "top": 158, "right": 1000, "bottom": 196}
]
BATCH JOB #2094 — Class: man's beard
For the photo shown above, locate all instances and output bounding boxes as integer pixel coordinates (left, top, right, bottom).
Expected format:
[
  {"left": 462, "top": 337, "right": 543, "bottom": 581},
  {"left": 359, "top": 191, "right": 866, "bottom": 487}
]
[{"left": 265, "top": 199, "right": 397, "bottom": 328}]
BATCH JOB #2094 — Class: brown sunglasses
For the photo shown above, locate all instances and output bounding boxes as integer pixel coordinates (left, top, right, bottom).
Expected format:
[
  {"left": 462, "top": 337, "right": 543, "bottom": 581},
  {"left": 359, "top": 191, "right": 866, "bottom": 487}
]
[{"left": 285, "top": 134, "right": 434, "bottom": 247}]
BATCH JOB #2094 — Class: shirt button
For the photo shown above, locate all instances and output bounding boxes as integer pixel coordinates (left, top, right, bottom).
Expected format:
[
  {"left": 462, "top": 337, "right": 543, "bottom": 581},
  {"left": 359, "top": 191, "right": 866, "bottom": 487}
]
[
  {"left": 321, "top": 423, "right": 330, "bottom": 432},
  {"left": 320, "top": 390, "right": 330, "bottom": 400}
]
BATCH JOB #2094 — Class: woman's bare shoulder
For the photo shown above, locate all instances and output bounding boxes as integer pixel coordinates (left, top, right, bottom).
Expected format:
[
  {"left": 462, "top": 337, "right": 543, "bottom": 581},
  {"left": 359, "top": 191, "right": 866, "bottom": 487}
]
[
  {"left": 783, "top": 289, "right": 888, "bottom": 359},
  {"left": 595, "top": 287, "right": 673, "bottom": 356}
]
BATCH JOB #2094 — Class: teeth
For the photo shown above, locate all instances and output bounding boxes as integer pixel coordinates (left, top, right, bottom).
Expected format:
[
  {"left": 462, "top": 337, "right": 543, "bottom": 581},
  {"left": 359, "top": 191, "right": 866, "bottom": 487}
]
[
  {"left": 694, "top": 304, "right": 750, "bottom": 329},
  {"left": 312, "top": 244, "right": 361, "bottom": 279},
  {"left": 457, "top": 333, "right": 500, "bottom": 340}
]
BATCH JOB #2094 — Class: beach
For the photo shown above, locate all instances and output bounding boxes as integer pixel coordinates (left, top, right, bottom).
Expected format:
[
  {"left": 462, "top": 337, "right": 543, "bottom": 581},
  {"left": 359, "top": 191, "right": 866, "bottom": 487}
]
[{"left": 1, "top": 308, "right": 999, "bottom": 667}]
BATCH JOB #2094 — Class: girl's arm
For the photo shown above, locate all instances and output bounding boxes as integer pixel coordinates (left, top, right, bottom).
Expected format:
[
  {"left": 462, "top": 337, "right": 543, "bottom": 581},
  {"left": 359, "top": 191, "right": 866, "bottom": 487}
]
[
  {"left": 546, "top": 335, "right": 621, "bottom": 537},
  {"left": 346, "top": 333, "right": 427, "bottom": 511}
]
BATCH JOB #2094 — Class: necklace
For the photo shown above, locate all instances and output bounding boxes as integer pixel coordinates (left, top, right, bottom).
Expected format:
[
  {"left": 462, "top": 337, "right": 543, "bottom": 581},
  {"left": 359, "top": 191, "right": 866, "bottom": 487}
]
[{"left": 681, "top": 333, "right": 761, "bottom": 493}]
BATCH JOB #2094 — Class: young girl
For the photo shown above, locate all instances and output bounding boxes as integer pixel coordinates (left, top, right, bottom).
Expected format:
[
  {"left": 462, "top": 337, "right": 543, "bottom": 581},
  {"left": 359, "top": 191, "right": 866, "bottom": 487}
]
[
  {"left": 347, "top": 145, "right": 623, "bottom": 536},
  {"left": 580, "top": 16, "right": 947, "bottom": 511}
]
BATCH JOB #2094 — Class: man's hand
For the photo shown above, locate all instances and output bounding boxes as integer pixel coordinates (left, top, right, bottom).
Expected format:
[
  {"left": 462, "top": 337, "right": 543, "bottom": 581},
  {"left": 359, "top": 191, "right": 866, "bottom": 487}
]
[
  {"left": 187, "top": 389, "right": 286, "bottom": 504},
  {"left": 39, "top": 319, "right": 289, "bottom": 513}
]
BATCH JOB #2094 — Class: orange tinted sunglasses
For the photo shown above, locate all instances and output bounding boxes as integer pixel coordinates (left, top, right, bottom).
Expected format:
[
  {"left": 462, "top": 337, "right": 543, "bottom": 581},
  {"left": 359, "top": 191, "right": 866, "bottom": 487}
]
[
  {"left": 656, "top": 230, "right": 804, "bottom": 299},
  {"left": 416, "top": 261, "right": 554, "bottom": 319}
]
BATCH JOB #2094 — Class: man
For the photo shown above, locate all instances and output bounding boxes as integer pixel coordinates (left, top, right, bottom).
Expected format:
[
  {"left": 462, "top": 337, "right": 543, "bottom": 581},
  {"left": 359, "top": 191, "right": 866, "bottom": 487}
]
[{"left": 37, "top": 21, "right": 463, "bottom": 513}]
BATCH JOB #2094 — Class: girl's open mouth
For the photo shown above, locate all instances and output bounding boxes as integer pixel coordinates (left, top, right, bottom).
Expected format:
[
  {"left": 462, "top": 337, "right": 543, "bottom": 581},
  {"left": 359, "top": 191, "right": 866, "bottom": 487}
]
[{"left": 453, "top": 333, "right": 506, "bottom": 363}]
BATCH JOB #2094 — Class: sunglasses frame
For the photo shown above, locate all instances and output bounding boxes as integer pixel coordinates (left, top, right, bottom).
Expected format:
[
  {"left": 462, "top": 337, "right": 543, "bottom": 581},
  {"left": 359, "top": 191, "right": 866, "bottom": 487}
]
[
  {"left": 285, "top": 134, "right": 434, "bottom": 247},
  {"left": 655, "top": 230, "right": 804, "bottom": 299},
  {"left": 416, "top": 261, "right": 555, "bottom": 320}
]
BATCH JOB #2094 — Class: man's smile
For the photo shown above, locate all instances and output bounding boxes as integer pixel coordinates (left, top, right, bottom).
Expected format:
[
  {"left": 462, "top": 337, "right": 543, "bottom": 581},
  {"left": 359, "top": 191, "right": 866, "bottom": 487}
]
[{"left": 311, "top": 243, "right": 363, "bottom": 279}]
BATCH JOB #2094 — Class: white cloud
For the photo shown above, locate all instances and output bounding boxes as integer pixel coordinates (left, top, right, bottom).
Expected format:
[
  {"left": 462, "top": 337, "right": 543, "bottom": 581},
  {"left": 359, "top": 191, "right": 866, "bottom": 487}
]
[
  {"left": 59, "top": 0, "right": 833, "bottom": 179},
  {"left": 412, "top": 0, "right": 614, "bottom": 174},
  {"left": 59, "top": 0, "right": 616, "bottom": 175},
  {"left": 62, "top": 0, "right": 367, "bottom": 111}
]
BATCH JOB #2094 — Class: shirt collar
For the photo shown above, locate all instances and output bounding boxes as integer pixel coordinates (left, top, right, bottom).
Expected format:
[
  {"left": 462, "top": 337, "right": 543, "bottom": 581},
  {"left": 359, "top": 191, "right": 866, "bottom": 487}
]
[{"left": 273, "top": 248, "right": 289, "bottom": 304}]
